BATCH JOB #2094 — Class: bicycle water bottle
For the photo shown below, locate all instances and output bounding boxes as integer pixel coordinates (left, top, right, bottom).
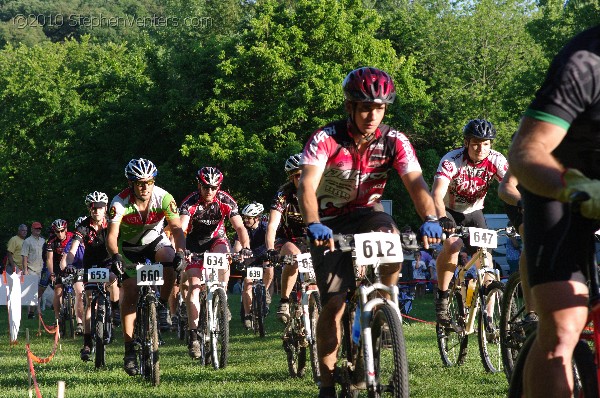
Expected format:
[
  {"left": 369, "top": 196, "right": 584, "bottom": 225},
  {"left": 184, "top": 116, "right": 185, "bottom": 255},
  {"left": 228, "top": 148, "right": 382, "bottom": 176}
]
[
  {"left": 465, "top": 279, "right": 476, "bottom": 307},
  {"left": 352, "top": 306, "right": 361, "bottom": 345}
]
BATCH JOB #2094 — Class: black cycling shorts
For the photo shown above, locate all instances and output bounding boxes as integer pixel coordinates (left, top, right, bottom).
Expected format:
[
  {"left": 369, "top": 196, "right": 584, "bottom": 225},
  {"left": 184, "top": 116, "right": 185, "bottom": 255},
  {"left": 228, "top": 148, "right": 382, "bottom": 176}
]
[
  {"left": 445, "top": 208, "right": 487, "bottom": 255},
  {"left": 505, "top": 203, "right": 523, "bottom": 231},
  {"left": 311, "top": 209, "right": 398, "bottom": 306},
  {"left": 523, "top": 189, "right": 599, "bottom": 287}
]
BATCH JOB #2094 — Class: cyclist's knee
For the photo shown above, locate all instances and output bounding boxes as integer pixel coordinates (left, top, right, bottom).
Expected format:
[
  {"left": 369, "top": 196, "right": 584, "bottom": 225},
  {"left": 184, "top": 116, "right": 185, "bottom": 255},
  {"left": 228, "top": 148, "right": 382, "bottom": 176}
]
[{"left": 442, "top": 236, "right": 463, "bottom": 253}]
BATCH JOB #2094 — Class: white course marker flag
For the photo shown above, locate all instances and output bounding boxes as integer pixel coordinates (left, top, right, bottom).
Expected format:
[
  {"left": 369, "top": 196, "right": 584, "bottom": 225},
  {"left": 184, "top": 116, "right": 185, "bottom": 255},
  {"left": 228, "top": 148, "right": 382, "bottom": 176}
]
[{"left": 7, "top": 272, "right": 21, "bottom": 342}]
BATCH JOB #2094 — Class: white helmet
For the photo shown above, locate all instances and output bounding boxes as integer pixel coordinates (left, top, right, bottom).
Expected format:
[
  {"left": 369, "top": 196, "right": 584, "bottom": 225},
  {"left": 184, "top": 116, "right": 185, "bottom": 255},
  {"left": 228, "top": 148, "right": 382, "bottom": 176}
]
[
  {"left": 284, "top": 153, "right": 302, "bottom": 175},
  {"left": 85, "top": 191, "right": 108, "bottom": 206},
  {"left": 241, "top": 202, "right": 264, "bottom": 217},
  {"left": 125, "top": 158, "right": 158, "bottom": 181}
]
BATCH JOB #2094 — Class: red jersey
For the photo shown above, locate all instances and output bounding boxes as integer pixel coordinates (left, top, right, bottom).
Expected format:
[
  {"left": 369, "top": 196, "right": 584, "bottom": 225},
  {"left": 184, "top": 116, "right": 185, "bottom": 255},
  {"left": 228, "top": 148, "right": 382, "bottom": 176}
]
[{"left": 302, "top": 120, "right": 422, "bottom": 220}]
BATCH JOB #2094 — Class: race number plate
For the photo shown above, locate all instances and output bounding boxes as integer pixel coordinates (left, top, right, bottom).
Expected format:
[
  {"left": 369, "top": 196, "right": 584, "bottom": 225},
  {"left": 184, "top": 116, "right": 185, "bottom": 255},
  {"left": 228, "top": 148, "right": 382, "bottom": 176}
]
[
  {"left": 87, "top": 267, "right": 109, "bottom": 283},
  {"left": 295, "top": 253, "right": 313, "bottom": 273},
  {"left": 203, "top": 253, "right": 228, "bottom": 270},
  {"left": 468, "top": 228, "right": 497, "bottom": 248},
  {"left": 246, "top": 267, "right": 263, "bottom": 281},
  {"left": 353, "top": 232, "right": 403, "bottom": 266},
  {"left": 136, "top": 263, "right": 164, "bottom": 286}
]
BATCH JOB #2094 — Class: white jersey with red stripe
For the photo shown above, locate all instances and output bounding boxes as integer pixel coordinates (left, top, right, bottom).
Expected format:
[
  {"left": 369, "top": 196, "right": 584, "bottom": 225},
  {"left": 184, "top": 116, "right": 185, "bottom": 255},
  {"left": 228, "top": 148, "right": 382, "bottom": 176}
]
[
  {"left": 301, "top": 119, "right": 422, "bottom": 221},
  {"left": 435, "top": 147, "right": 508, "bottom": 214}
]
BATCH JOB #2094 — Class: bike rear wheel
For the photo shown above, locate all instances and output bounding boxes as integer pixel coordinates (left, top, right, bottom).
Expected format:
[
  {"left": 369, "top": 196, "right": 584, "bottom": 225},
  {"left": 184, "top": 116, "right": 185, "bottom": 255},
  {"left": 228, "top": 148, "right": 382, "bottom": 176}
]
[
  {"left": 370, "top": 303, "right": 409, "bottom": 398},
  {"left": 308, "top": 291, "right": 322, "bottom": 384},
  {"left": 478, "top": 280, "right": 504, "bottom": 373},
  {"left": 436, "top": 287, "right": 468, "bottom": 366},
  {"left": 211, "top": 288, "right": 229, "bottom": 369},
  {"left": 500, "top": 272, "right": 528, "bottom": 380}
]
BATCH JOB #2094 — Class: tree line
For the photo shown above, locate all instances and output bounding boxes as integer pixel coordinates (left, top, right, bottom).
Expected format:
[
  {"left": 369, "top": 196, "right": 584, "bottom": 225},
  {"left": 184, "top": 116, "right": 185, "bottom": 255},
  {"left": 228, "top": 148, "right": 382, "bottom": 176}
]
[{"left": 0, "top": 0, "right": 598, "bottom": 244}]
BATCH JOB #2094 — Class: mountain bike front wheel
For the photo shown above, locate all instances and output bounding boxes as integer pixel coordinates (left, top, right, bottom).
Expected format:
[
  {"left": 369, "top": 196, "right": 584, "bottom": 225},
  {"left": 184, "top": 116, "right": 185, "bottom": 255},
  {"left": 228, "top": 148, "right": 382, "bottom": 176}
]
[
  {"left": 211, "top": 288, "right": 229, "bottom": 369},
  {"left": 253, "top": 284, "right": 266, "bottom": 338},
  {"left": 478, "top": 281, "right": 504, "bottom": 373},
  {"left": 369, "top": 303, "right": 409, "bottom": 398},
  {"left": 436, "top": 287, "right": 468, "bottom": 367},
  {"left": 140, "top": 299, "right": 160, "bottom": 386},
  {"left": 500, "top": 272, "right": 528, "bottom": 380},
  {"left": 94, "top": 299, "right": 106, "bottom": 368},
  {"left": 308, "top": 291, "right": 322, "bottom": 384},
  {"left": 508, "top": 332, "right": 597, "bottom": 397}
]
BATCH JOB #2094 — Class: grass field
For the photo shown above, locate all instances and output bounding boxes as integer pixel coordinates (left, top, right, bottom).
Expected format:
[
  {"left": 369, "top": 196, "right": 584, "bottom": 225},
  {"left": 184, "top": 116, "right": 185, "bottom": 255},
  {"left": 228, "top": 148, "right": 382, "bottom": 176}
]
[{"left": 0, "top": 293, "right": 509, "bottom": 398}]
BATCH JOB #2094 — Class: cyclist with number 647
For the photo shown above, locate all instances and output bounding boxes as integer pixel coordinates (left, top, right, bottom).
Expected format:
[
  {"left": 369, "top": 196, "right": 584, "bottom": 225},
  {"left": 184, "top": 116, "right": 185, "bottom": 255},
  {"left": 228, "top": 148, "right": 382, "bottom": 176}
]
[{"left": 298, "top": 67, "right": 442, "bottom": 398}]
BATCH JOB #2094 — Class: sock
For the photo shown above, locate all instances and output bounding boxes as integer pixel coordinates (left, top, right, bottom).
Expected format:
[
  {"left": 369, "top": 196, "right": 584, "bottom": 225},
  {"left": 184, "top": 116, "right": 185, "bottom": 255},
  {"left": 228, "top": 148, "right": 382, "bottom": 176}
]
[
  {"left": 435, "top": 288, "right": 449, "bottom": 300},
  {"left": 319, "top": 386, "right": 336, "bottom": 398},
  {"left": 125, "top": 341, "right": 136, "bottom": 354},
  {"left": 84, "top": 333, "right": 92, "bottom": 347}
]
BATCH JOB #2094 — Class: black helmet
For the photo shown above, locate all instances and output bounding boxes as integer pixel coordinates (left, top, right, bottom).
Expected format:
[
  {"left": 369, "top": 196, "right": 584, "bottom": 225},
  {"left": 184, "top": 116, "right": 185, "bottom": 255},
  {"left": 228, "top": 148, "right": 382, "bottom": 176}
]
[{"left": 463, "top": 119, "right": 496, "bottom": 141}]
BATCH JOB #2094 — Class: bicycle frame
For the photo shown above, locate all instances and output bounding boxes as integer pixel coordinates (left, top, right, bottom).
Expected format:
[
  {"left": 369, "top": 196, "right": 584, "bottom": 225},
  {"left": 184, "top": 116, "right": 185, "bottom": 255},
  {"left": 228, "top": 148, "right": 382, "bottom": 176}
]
[
  {"left": 453, "top": 248, "right": 500, "bottom": 335},
  {"left": 335, "top": 232, "right": 408, "bottom": 396}
]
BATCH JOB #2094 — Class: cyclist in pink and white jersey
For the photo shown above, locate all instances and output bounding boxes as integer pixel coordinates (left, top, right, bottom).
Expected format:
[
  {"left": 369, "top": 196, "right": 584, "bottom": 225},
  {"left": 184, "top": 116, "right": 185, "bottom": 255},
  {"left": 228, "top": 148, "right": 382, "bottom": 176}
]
[
  {"left": 431, "top": 119, "right": 508, "bottom": 325},
  {"left": 298, "top": 67, "right": 442, "bottom": 398},
  {"left": 179, "top": 166, "right": 250, "bottom": 359}
]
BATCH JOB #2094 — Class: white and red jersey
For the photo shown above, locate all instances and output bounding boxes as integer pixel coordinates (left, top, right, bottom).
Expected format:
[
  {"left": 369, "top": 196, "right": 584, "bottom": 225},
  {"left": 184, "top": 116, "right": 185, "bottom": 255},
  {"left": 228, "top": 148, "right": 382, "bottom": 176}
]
[
  {"left": 435, "top": 148, "right": 508, "bottom": 214},
  {"left": 301, "top": 120, "right": 422, "bottom": 221}
]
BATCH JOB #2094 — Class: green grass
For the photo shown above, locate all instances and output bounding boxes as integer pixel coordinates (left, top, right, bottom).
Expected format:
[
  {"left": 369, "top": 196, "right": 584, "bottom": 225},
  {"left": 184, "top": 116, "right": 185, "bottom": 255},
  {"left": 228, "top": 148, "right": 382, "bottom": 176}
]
[{"left": 0, "top": 293, "right": 509, "bottom": 397}]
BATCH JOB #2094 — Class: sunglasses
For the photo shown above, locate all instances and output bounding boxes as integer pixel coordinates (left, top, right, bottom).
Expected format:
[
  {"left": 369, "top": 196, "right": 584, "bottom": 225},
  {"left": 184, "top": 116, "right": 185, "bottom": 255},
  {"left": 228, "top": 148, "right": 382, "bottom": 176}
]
[
  {"left": 56, "top": 229, "right": 66, "bottom": 233},
  {"left": 133, "top": 179, "right": 155, "bottom": 187},
  {"left": 200, "top": 184, "right": 219, "bottom": 191},
  {"left": 242, "top": 216, "right": 256, "bottom": 221}
]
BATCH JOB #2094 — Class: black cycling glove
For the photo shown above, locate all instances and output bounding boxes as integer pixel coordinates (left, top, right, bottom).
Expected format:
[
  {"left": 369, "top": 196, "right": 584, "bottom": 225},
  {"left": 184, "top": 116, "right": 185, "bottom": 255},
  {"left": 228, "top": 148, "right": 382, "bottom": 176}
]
[
  {"left": 174, "top": 251, "right": 186, "bottom": 273},
  {"left": 439, "top": 216, "right": 456, "bottom": 231},
  {"left": 112, "top": 253, "right": 124, "bottom": 275}
]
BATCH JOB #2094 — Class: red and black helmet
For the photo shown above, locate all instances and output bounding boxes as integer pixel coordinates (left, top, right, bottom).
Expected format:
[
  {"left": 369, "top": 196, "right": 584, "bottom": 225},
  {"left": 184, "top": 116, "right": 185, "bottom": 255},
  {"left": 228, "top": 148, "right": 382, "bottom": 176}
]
[
  {"left": 196, "top": 166, "right": 223, "bottom": 186},
  {"left": 342, "top": 67, "right": 396, "bottom": 104},
  {"left": 51, "top": 219, "right": 68, "bottom": 232}
]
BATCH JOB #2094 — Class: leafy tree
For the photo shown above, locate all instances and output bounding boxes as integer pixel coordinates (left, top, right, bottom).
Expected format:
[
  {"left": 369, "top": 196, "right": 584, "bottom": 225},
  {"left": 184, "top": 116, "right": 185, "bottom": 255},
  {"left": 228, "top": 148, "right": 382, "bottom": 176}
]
[
  {"left": 179, "top": 0, "right": 432, "bottom": 222},
  {"left": 0, "top": 37, "right": 153, "bottom": 237}
]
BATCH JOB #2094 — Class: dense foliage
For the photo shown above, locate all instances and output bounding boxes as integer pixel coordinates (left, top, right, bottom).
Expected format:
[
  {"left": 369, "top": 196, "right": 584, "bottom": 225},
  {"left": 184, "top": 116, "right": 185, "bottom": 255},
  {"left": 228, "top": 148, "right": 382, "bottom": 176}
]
[{"left": 0, "top": 0, "right": 599, "bottom": 243}]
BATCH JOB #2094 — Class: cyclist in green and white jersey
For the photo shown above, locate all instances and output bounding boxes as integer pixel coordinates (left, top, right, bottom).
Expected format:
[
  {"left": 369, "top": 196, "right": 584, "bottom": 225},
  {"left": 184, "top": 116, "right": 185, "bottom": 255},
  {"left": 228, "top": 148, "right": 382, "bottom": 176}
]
[{"left": 107, "top": 158, "right": 186, "bottom": 376}]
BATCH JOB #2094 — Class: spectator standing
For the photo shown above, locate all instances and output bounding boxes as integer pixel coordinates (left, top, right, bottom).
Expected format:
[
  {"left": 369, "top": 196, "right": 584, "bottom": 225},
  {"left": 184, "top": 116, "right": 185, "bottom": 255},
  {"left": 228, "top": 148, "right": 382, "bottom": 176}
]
[
  {"left": 6, "top": 224, "right": 27, "bottom": 274},
  {"left": 411, "top": 251, "right": 427, "bottom": 298},
  {"left": 505, "top": 224, "right": 522, "bottom": 274},
  {"left": 21, "top": 221, "right": 46, "bottom": 318}
]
